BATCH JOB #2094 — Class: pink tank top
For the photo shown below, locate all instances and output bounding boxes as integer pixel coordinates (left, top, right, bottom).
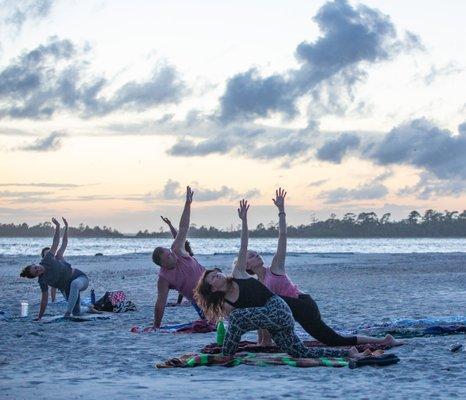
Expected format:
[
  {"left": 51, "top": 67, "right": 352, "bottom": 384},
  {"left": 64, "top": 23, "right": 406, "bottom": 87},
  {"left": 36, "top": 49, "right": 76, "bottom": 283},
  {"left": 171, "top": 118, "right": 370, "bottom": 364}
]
[
  {"left": 263, "top": 267, "right": 301, "bottom": 298},
  {"left": 158, "top": 254, "right": 205, "bottom": 300}
]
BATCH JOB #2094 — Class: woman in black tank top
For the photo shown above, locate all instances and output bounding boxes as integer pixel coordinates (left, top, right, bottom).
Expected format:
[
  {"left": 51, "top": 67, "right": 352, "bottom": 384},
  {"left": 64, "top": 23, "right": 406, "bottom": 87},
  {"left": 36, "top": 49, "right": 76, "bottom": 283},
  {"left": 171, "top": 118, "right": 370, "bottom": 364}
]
[{"left": 194, "top": 200, "right": 373, "bottom": 360}]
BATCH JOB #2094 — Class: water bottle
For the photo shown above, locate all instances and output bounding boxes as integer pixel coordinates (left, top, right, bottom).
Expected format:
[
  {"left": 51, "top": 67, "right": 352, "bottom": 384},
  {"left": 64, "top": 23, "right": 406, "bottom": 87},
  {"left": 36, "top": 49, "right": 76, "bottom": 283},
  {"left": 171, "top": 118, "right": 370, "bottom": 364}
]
[
  {"left": 90, "top": 289, "right": 96, "bottom": 305},
  {"left": 216, "top": 319, "right": 226, "bottom": 345},
  {"left": 20, "top": 301, "right": 28, "bottom": 317}
]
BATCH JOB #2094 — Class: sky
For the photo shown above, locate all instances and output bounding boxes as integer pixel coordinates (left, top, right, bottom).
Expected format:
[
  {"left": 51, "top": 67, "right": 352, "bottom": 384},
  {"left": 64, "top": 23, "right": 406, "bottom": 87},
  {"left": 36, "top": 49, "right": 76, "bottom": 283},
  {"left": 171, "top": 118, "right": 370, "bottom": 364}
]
[{"left": 0, "top": 0, "right": 465, "bottom": 233}]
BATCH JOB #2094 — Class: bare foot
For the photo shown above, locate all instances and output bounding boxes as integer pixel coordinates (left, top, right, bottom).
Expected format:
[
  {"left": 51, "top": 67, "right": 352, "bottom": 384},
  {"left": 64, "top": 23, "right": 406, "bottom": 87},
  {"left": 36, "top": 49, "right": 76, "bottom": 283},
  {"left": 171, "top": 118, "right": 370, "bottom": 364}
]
[
  {"left": 383, "top": 334, "right": 406, "bottom": 346},
  {"left": 362, "top": 349, "right": 372, "bottom": 356},
  {"left": 88, "top": 306, "right": 103, "bottom": 314},
  {"left": 349, "top": 347, "right": 365, "bottom": 359}
]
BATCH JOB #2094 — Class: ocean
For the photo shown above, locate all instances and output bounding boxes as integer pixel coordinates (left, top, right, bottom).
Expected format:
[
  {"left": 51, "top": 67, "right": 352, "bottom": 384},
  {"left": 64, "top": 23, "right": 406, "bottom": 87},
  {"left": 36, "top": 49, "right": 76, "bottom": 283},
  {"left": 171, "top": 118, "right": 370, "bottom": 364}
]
[{"left": 0, "top": 237, "right": 465, "bottom": 256}]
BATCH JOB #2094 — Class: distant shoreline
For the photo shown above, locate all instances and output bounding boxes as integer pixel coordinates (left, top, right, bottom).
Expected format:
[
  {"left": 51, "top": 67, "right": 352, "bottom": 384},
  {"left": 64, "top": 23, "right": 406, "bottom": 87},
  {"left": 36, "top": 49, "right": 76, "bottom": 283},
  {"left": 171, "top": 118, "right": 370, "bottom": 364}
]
[
  {"left": 1, "top": 234, "right": 466, "bottom": 239},
  {"left": 2, "top": 209, "right": 465, "bottom": 239}
]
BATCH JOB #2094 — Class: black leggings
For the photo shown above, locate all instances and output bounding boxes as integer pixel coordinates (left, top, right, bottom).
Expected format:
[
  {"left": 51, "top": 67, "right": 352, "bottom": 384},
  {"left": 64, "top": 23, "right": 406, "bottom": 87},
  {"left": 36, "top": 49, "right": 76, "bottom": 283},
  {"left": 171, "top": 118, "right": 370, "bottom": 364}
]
[{"left": 281, "top": 294, "right": 357, "bottom": 346}]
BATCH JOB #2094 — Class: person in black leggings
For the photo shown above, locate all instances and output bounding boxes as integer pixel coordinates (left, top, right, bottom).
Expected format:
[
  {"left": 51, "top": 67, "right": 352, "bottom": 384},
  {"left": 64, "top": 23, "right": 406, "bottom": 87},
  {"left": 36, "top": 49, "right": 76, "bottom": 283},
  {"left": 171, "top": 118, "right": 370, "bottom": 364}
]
[
  {"left": 281, "top": 294, "right": 357, "bottom": 346},
  {"left": 245, "top": 188, "right": 402, "bottom": 347},
  {"left": 194, "top": 199, "right": 377, "bottom": 359}
]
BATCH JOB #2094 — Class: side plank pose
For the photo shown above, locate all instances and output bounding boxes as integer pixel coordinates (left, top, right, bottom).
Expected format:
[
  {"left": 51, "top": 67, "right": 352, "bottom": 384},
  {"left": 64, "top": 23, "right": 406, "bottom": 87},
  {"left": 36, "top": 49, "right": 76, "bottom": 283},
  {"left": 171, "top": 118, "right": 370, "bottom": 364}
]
[
  {"left": 195, "top": 200, "right": 373, "bottom": 359},
  {"left": 247, "top": 188, "right": 402, "bottom": 347},
  {"left": 151, "top": 187, "right": 205, "bottom": 329},
  {"left": 20, "top": 218, "right": 91, "bottom": 319}
]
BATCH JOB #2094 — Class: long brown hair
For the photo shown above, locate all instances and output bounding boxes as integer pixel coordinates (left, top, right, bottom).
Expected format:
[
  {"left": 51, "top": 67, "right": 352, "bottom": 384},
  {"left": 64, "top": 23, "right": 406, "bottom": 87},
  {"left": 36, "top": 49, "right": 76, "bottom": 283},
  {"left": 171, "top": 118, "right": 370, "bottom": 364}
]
[{"left": 194, "top": 269, "right": 233, "bottom": 322}]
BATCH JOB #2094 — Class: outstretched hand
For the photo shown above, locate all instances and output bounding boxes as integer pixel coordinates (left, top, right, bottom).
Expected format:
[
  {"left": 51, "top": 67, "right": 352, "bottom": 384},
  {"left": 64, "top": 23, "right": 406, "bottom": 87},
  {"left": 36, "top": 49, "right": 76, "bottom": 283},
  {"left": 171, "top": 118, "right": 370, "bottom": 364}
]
[
  {"left": 272, "top": 188, "right": 287, "bottom": 211},
  {"left": 186, "top": 186, "right": 194, "bottom": 204},
  {"left": 237, "top": 199, "right": 250, "bottom": 221},
  {"left": 160, "top": 216, "right": 172, "bottom": 226},
  {"left": 51, "top": 217, "right": 60, "bottom": 227},
  {"left": 62, "top": 217, "right": 68, "bottom": 228}
]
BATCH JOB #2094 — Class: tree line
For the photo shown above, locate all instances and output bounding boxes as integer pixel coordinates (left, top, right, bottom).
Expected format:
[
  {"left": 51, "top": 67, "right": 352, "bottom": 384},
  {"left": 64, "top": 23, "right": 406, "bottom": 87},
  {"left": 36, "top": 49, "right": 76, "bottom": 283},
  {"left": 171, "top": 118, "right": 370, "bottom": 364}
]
[
  {"left": 2, "top": 209, "right": 466, "bottom": 238},
  {"left": 136, "top": 209, "right": 466, "bottom": 238},
  {"left": 0, "top": 222, "right": 124, "bottom": 238}
]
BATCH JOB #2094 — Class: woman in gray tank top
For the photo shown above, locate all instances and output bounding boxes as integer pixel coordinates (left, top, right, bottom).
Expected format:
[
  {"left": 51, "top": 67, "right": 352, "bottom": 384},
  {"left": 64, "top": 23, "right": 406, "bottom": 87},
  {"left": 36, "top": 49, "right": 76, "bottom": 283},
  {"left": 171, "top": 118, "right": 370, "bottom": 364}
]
[{"left": 20, "top": 217, "right": 90, "bottom": 320}]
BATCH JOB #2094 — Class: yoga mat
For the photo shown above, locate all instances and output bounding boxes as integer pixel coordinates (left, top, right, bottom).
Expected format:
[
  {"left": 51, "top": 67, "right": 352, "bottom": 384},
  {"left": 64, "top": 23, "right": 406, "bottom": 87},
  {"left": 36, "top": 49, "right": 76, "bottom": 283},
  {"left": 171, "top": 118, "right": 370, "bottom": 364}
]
[
  {"left": 351, "top": 316, "right": 466, "bottom": 338},
  {"left": 131, "top": 319, "right": 215, "bottom": 334},
  {"left": 40, "top": 314, "right": 111, "bottom": 323}
]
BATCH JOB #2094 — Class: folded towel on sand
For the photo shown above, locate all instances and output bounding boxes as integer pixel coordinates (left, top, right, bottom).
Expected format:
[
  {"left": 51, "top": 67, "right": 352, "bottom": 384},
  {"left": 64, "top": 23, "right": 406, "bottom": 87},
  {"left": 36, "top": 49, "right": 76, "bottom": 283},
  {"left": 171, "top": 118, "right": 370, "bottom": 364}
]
[
  {"left": 156, "top": 352, "right": 349, "bottom": 368},
  {"left": 201, "top": 340, "right": 392, "bottom": 354},
  {"left": 156, "top": 352, "right": 399, "bottom": 369},
  {"left": 131, "top": 319, "right": 216, "bottom": 334}
]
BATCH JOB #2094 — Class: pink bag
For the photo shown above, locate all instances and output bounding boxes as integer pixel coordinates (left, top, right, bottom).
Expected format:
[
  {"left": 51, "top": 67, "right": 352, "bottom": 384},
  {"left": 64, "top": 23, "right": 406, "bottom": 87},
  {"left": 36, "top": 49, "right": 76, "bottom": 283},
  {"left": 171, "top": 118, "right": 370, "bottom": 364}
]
[{"left": 107, "top": 290, "right": 126, "bottom": 306}]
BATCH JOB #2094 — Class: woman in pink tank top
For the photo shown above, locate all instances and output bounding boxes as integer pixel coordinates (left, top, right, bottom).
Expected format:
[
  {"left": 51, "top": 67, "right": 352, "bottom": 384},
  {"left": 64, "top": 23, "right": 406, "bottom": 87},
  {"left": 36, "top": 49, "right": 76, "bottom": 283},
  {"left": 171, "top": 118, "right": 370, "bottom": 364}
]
[{"left": 246, "top": 188, "right": 402, "bottom": 348}]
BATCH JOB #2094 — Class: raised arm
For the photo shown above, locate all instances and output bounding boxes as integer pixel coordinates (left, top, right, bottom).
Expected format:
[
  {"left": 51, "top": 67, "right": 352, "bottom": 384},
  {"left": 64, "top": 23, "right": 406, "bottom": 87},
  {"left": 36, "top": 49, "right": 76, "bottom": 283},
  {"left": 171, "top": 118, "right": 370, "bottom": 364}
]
[
  {"left": 162, "top": 215, "right": 194, "bottom": 257},
  {"left": 56, "top": 217, "right": 68, "bottom": 260},
  {"left": 270, "top": 188, "right": 287, "bottom": 275},
  {"left": 161, "top": 216, "right": 178, "bottom": 239},
  {"left": 171, "top": 186, "right": 194, "bottom": 256},
  {"left": 232, "top": 199, "right": 251, "bottom": 279},
  {"left": 49, "top": 218, "right": 61, "bottom": 255}
]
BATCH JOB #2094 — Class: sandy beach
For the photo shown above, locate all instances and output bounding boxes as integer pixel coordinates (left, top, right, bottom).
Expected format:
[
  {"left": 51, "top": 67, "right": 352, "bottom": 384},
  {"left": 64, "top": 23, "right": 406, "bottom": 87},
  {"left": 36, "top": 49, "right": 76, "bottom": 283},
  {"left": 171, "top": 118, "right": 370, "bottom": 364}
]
[{"left": 1, "top": 251, "right": 465, "bottom": 399}]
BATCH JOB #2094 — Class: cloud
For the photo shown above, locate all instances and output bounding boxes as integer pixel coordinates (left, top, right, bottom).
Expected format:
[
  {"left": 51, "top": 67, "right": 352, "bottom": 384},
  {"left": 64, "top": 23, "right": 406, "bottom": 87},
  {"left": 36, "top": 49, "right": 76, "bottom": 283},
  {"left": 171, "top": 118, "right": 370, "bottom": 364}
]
[
  {"left": 308, "top": 179, "right": 329, "bottom": 187},
  {"left": 1, "top": 0, "right": 55, "bottom": 31},
  {"left": 218, "top": 70, "right": 295, "bottom": 123},
  {"left": 17, "top": 132, "right": 65, "bottom": 152},
  {"left": 0, "top": 127, "right": 35, "bottom": 136},
  {"left": 0, "top": 37, "right": 185, "bottom": 120},
  {"left": 250, "top": 131, "right": 313, "bottom": 160},
  {"left": 159, "top": 179, "right": 182, "bottom": 200},
  {"left": 155, "top": 180, "right": 261, "bottom": 202},
  {"left": 317, "top": 171, "right": 390, "bottom": 203},
  {"left": 168, "top": 137, "right": 231, "bottom": 157},
  {"left": 423, "top": 62, "right": 463, "bottom": 85},
  {"left": 167, "top": 121, "right": 319, "bottom": 165},
  {"left": 217, "top": 0, "right": 421, "bottom": 123},
  {"left": 398, "top": 173, "right": 466, "bottom": 200},
  {"left": 0, "top": 190, "right": 52, "bottom": 198},
  {"left": 367, "top": 119, "right": 466, "bottom": 180},
  {"left": 318, "top": 182, "right": 388, "bottom": 204},
  {"left": 0, "top": 37, "right": 76, "bottom": 119},
  {"left": 0, "top": 183, "right": 81, "bottom": 188},
  {"left": 0, "top": 190, "right": 53, "bottom": 204},
  {"left": 316, "top": 133, "right": 360, "bottom": 163},
  {"left": 84, "top": 65, "right": 186, "bottom": 117}
]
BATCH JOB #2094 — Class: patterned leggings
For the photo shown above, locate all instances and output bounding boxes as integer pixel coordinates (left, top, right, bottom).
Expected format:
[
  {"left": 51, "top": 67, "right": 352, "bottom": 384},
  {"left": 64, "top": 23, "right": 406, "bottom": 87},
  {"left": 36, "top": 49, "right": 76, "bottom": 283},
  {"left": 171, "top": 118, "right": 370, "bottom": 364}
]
[{"left": 223, "top": 296, "right": 350, "bottom": 358}]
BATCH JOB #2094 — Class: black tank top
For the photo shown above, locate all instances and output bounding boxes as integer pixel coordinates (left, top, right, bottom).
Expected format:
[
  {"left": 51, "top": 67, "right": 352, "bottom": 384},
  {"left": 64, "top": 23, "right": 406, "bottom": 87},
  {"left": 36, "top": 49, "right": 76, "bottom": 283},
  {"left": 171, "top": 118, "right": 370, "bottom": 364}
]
[{"left": 225, "top": 278, "right": 274, "bottom": 308}]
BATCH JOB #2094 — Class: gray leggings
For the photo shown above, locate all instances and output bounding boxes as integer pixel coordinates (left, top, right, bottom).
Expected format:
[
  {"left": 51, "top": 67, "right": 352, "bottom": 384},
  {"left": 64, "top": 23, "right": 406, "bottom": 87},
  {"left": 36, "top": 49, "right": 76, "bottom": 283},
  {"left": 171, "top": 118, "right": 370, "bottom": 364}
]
[
  {"left": 66, "top": 275, "right": 89, "bottom": 315},
  {"left": 223, "top": 296, "right": 350, "bottom": 358}
]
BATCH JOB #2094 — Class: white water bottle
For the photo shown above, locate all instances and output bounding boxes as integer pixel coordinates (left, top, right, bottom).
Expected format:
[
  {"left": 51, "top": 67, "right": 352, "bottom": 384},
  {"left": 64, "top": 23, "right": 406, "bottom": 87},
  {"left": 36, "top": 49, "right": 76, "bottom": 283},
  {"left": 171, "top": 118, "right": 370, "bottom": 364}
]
[{"left": 20, "top": 301, "right": 28, "bottom": 317}]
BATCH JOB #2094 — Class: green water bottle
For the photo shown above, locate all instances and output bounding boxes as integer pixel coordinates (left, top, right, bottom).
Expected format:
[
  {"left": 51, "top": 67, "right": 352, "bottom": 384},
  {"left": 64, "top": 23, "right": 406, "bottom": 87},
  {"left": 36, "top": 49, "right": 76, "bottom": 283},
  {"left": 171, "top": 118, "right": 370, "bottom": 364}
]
[{"left": 216, "top": 319, "right": 226, "bottom": 345}]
